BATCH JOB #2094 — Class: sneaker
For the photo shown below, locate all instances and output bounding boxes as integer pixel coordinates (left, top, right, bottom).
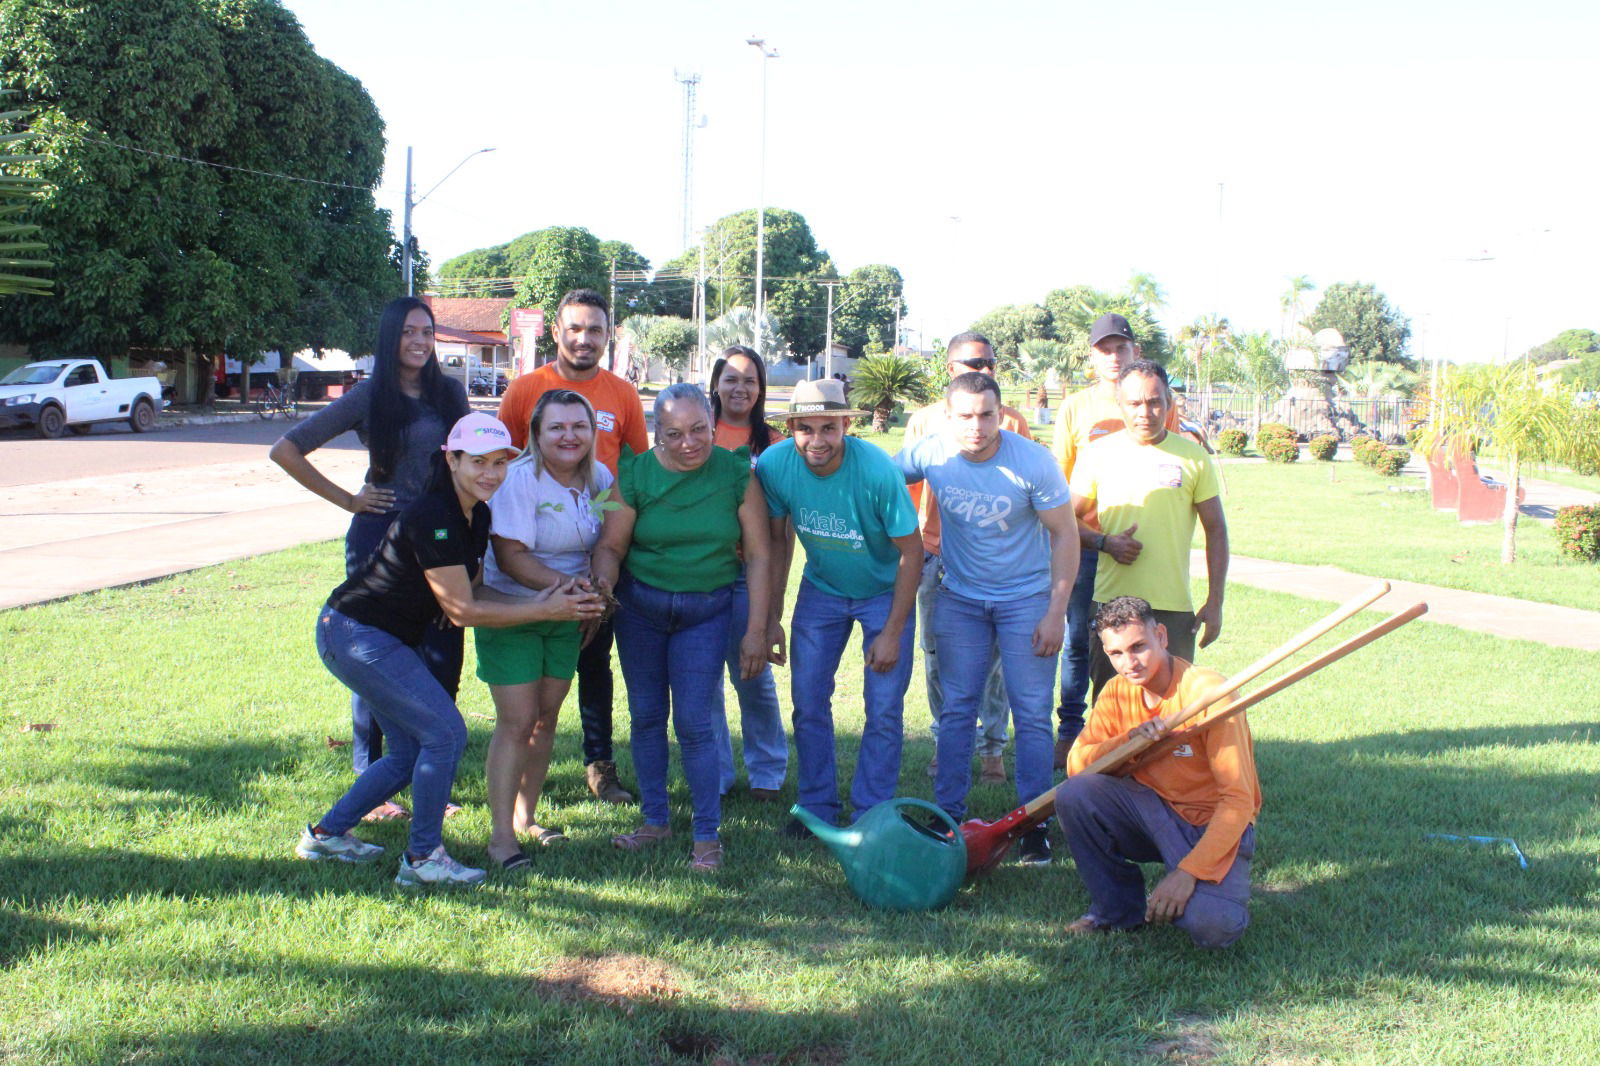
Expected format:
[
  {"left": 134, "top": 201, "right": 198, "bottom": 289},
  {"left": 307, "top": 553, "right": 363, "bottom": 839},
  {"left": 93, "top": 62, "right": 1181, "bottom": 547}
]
[
  {"left": 926, "top": 754, "right": 939, "bottom": 779},
  {"left": 586, "top": 759, "right": 635, "bottom": 805},
  {"left": 394, "top": 845, "right": 487, "bottom": 887},
  {"left": 1019, "top": 826, "right": 1052, "bottom": 866},
  {"left": 295, "top": 825, "right": 384, "bottom": 864},
  {"left": 979, "top": 755, "right": 1007, "bottom": 785}
]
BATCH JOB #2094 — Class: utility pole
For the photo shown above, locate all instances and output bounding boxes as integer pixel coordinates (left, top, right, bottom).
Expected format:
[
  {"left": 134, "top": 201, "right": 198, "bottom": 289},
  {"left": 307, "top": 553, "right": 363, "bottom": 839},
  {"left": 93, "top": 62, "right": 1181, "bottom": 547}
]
[
  {"left": 675, "top": 71, "right": 701, "bottom": 252},
  {"left": 894, "top": 297, "right": 902, "bottom": 356},
  {"left": 821, "top": 280, "right": 839, "bottom": 379},
  {"left": 608, "top": 258, "right": 618, "bottom": 373},
  {"left": 747, "top": 37, "right": 778, "bottom": 354},
  {"left": 697, "top": 239, "right": 709, "bottom": 383},
  {"left": 402, "top": 147, "right": 414, "bottom": 296}
]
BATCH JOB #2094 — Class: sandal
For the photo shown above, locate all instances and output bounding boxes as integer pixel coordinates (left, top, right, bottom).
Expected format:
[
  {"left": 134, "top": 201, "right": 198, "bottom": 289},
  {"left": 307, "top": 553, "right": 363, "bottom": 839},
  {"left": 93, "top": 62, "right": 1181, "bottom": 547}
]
[
  {"left": 689, "top": 841, "right": 723, "bottom": 872},
  {"left": 530, "top": 826, "right": 567, "bottom": 846},
  {"left": 443, "top": 802, "right": 464, "bottom": 819},
  {"left": 611, "top": 824, "right": 671, "bottom": 851},
  {"left": 492, "top": 849, "right": 531, "bottom": 871},
  {"left": 361, "top": 801, "right": 410, "bottom": 823}
]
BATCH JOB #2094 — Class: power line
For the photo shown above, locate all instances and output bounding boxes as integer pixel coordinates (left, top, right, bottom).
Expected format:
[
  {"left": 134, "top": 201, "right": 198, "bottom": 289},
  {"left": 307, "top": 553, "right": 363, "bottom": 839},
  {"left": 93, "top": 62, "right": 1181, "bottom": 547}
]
[{"left": 57, "top": 130, "right": 376, "bottom": 191}]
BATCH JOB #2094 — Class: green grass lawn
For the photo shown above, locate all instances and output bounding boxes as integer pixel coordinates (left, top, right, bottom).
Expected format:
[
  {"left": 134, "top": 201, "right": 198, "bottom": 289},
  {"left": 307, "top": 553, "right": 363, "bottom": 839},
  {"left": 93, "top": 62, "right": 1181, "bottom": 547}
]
[
  {"left": 3, "top": 545, "right": 1598, "bottom": 1064},
  {"left": 1215, "top": 458, "right": 1600, "bottom": 610}
]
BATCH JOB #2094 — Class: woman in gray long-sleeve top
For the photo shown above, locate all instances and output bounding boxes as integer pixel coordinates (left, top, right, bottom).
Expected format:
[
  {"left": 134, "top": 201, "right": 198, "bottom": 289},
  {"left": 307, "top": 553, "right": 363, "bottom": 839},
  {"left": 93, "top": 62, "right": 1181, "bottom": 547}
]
[{"left": 270, "top": 297, "right": 470, "bottom": 819}]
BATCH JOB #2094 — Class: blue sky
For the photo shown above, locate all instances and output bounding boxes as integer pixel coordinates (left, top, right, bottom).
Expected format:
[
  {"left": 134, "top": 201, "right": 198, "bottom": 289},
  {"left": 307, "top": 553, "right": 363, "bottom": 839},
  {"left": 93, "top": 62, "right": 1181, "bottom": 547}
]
[{"left": 284, "top": 0, "right": 1598, "bottom": 361}]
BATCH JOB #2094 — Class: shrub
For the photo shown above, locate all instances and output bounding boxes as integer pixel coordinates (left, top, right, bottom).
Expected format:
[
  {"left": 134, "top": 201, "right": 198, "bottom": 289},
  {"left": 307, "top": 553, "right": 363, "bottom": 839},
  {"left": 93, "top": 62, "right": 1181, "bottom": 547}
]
[
  {"left": 1261, "top": 435, "right": 1300, "bottom": 463},
  {"left": 1255, "top": 422, "right": 1295, "bottom": 454},
  {"left": 1217, "top": 428, "right": 1248, "bottom": 456},
  {"left": 1554, "top": 504, "right": 1600, "bottom": 562},
  {"left": 1351, "top": 436, "right": 1384, "bottom": 466},
  {"left": 1373, "top": 447, "right": 1410, "bottom": 476},
  {"left": 1308, "top": 434, "right": 1338, "bottom": 461}
]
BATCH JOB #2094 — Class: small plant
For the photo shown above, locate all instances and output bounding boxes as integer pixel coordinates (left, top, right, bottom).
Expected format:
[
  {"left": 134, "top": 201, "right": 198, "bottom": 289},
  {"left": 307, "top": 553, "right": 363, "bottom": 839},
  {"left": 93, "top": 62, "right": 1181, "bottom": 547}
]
[
  {"left": 1217, "top": 428, "right": 1248, "bottom": 456},
  {"left": 1373, "top": 447, "right": 1410, "bottom": 477},
  {"left": 1554, "top": 504, "right": 1600, "bottom": 562},
  {"left": 1261, "top": 435, "right": 1300, "bottom": 463},
  {"left": 1351, "top": 436, "right": 1384, "bottom": 466},
  {"left": 1255, "top": 422, "right": 1295, "bottom": 455},
  {"left": 1308, "top": 434, "right": 1338, "bottom": 461}
]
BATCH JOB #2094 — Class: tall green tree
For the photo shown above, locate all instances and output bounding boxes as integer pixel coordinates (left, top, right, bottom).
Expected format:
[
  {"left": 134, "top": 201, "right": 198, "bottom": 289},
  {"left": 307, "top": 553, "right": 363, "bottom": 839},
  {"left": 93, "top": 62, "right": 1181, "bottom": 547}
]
[
  {"left": 1305, "top": 281, "right": 1412, "bottom": 368},
  {"left": 1279, "top": 275, "right": 1315, "bottom": 337},
  {"left": 504, "top": 226, "right": 608, "bottom": 359},
  {"left": 969, "top": 303, "right": 1054, "bottom": 365},
  {"left": 0, "top": 0, "right": 399, "bottom": 398},
  {"left": 1176, "top": 314, "right": 1235, "bottom": 394},
  {"left": 1521, "top": 327, "right": 1599, "bottom": 366},
  {"left": 1419, "top": 363, "right": 1599, "bottom": 563},
  {"left": 1043, "top": 281, "right": 1173, "bottom": 373},
  {"left": 831, "top": 263, "right": 904, "bottom": 357},
  {"left": 0, "top": 89, "right": 52, "bottom": 297}
]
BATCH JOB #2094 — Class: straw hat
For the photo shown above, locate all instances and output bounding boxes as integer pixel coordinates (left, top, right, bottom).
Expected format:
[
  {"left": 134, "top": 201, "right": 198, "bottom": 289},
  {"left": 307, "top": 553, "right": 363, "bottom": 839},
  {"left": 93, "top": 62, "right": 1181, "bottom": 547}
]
[{"left": 786, "top": 377, "right": 868, "bottom": 419}]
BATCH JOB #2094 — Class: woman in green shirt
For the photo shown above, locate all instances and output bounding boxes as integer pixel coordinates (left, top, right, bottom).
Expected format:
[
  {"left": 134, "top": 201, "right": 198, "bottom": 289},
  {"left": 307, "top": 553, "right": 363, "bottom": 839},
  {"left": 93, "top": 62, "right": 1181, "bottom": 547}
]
[{"left": 592, "top": 384, "right": 773, "bottom": 871}]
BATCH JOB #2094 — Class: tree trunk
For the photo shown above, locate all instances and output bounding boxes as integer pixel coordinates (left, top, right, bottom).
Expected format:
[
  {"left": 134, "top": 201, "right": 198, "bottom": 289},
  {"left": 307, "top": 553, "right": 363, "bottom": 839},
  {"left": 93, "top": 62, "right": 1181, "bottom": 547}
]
[
  {"left": 873, "top": 405, "right": 889, "bottom": 433},
  {"left": 241, "top": 359, "right": 252, "bottom": 409},
  {"left": 1501, "top": 450, "right": 1520, "bottom": 564}
]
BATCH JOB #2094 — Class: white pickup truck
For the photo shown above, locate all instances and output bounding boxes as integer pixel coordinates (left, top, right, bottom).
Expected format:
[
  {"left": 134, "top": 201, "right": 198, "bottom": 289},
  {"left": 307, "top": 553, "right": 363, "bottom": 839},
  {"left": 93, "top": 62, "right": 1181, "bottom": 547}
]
[{"left": 0, "top": 359, "right": 165, "bottom": 438}]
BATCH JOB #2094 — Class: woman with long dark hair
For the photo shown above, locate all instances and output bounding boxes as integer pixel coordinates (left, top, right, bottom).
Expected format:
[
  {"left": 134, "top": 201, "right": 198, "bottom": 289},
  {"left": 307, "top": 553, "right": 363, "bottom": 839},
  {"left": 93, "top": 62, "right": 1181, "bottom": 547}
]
[
  {"left": 271, "top": 297, "right": 471, "bottom": 819},
  {"left": 707, "top": 347, "right": 789, "bottom": 801}
]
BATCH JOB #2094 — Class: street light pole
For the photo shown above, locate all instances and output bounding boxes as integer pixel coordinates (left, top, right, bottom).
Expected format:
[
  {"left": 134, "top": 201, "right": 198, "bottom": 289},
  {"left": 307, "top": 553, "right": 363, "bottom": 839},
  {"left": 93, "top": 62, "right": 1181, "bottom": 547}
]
[
  {"left": 747, "top": 37, "right": 778, "bottom": 355},
  {"left": 402, "top": 145, "right": 496, "bottom": 297}
]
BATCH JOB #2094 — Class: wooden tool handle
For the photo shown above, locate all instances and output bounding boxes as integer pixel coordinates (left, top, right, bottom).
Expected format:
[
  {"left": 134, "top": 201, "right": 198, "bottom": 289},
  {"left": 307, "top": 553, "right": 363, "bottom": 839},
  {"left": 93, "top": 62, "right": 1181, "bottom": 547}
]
[{"left": 1113, "top": 601, "right": 1428, "bottom": 776}]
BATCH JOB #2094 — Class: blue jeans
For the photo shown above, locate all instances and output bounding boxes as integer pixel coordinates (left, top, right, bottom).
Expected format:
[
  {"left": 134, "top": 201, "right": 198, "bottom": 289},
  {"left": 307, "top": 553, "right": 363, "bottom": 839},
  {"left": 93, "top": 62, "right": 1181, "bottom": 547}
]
[
  {"left": 345, "top": 510, "right": 464, "bottom": 773},
  {"left": 612, "top": 575, "right": 731, "bottom": 841},
  {"left": 932, "top": 589, "right": 1059, "bottom": 822},
  {"left": 314, "top": 607, "right": 468, "bottom": 858},
  {"left": 918, "top": 553, "right": 1009, "bottom": 757},
  {"left": 789, "top": 578, "right": 916, "bottom": 824},
  {"left": 1055, "top": 773, "right": 1253, "bottom": 948},
  {"left": 1055, "top": 549, "right": 1099, "bottom": 743},
  {"left": 712, "top": 571, "right": 789, "bottom": 792}
]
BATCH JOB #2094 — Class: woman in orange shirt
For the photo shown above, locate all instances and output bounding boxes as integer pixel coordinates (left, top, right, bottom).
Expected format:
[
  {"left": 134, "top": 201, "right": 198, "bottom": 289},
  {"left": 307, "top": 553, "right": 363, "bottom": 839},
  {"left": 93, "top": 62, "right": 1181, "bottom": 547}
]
[{"left": 708, "top": 346, "right": 789, "bottom": 800}]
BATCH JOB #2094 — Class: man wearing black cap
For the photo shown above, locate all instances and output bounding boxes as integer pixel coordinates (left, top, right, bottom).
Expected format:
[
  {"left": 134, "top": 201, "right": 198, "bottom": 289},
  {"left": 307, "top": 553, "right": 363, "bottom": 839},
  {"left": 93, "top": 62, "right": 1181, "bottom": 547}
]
[{"left": 1049, "top": 313, "right": 1154, "bottom": 767}]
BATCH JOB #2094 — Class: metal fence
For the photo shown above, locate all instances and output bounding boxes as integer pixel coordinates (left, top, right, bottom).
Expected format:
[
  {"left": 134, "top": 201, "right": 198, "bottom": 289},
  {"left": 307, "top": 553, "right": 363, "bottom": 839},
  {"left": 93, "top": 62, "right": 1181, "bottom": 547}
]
[{"left": 1188, "top": 391, "right": 1417, "bottom": 443}]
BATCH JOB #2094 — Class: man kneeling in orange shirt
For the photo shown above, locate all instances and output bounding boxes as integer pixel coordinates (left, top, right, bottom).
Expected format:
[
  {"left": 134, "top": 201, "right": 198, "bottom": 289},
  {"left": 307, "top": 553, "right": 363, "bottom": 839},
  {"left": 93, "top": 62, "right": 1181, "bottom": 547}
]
[{"left": 1056, "top": 596, "right": 1259, "bottom": 947}]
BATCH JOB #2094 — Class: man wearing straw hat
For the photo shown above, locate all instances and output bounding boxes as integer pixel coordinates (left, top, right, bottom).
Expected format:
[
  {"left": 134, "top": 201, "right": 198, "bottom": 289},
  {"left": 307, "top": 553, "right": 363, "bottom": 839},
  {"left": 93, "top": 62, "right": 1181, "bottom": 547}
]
[
  {"left": 757, "top": 378, "right": 923, "bottom": 836},
  {"left": 1058, "top": 595, "right": 1258, "bottom": 948}
]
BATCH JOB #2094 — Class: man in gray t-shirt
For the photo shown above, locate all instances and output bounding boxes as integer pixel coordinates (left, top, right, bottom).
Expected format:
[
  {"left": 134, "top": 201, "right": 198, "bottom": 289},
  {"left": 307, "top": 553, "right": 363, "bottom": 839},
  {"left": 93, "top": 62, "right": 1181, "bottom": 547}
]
[{"left": 895, "top": 373, "right": 1078, "bottom": 865}]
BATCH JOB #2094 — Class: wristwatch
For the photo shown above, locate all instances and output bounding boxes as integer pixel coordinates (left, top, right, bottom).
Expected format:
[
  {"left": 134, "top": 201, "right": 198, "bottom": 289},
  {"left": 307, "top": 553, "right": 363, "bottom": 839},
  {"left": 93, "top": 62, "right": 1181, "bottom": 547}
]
[{"left": 1095, "top": 533, "right": 1107, "bottom": 553}]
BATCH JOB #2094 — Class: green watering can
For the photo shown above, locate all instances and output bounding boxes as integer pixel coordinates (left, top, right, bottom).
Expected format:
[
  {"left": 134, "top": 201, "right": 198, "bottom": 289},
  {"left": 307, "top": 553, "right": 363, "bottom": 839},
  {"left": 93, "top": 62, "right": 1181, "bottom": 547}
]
[{"left": 790, "top": 798, "right": 968, "bottom": 912}]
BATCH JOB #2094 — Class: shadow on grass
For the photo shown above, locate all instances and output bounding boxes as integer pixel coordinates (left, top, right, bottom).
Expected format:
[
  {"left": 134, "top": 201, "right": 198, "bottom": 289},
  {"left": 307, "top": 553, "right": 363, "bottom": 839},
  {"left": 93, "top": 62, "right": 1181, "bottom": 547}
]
[{"left": 86, "top": 740, "right": 305, "bottom": 811}]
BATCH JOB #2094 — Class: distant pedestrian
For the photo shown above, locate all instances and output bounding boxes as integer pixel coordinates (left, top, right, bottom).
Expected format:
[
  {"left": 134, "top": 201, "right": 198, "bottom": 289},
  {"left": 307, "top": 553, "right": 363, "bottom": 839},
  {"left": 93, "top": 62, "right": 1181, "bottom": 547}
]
[{"left": 271, "top": 296, "right": 470, "bottom": 821}]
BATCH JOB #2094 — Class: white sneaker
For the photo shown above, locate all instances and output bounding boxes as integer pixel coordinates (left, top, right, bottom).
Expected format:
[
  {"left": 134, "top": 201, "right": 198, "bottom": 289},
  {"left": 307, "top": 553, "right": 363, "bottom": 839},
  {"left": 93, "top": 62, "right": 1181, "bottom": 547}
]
[
  {"left": 295, "top": 825, "right": 385, "bottom": 864},
  {"left": 394, "top": 845, "right": 486, "bottom": 887}
]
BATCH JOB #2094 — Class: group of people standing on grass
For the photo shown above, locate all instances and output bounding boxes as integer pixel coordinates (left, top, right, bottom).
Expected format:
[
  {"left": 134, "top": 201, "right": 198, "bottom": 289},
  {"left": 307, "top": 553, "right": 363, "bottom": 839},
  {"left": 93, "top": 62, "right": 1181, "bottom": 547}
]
[{"left": 268, "top": 288, "right": 1259, "bottom": 947}]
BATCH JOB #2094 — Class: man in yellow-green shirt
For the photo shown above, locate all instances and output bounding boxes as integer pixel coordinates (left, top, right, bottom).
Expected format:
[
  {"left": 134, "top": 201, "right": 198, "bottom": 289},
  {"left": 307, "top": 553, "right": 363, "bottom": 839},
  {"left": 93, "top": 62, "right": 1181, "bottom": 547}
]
[{"left": 1069, "top": 360, "right": 1228, "bottom": 698}]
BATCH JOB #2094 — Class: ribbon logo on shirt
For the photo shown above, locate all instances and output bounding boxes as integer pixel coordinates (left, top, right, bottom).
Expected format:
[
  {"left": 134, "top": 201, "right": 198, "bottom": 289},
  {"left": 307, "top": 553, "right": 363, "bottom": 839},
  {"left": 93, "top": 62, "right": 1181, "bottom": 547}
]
[{"left": 941, "top": 487, "right": 1013, "bottom": 531}]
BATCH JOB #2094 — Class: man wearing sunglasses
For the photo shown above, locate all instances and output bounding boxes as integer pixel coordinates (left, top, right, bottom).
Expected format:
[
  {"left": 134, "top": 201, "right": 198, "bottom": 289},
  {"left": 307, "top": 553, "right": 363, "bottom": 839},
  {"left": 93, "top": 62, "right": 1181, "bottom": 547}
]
[{"left": 904, "top": 334, "right": 1033, "bottom": 793}]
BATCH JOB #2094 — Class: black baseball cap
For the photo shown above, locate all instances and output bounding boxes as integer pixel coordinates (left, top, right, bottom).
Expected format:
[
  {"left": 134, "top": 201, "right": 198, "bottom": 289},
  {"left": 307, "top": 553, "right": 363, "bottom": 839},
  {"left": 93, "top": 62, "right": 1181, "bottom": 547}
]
[{"left": 1088, "top": 313, "right": 1136, "bottom": 347}]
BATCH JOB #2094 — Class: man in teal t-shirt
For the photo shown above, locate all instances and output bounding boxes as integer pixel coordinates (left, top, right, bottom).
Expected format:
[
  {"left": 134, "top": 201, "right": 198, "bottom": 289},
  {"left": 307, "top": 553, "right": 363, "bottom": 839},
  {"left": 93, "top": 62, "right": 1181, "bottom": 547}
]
[{"left": 757, "top": 379, "right": 923, "bottom": 832}]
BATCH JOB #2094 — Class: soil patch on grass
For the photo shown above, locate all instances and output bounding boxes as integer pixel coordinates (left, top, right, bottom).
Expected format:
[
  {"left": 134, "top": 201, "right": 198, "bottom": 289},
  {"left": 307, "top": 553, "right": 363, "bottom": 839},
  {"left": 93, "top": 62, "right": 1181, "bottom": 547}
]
[
  {"left": 1144, "top": 1012, "right": 1222, "bottom": 1063},
  {"left": 537, "top": 953, "right": 683, "bottom": 1011}
]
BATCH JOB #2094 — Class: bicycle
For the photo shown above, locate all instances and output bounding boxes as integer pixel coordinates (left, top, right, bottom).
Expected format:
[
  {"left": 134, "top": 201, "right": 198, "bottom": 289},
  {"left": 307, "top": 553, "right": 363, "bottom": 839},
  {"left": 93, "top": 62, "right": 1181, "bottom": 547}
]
[{"left": 256, "top": 378, "right": 299, "bottom": 420}]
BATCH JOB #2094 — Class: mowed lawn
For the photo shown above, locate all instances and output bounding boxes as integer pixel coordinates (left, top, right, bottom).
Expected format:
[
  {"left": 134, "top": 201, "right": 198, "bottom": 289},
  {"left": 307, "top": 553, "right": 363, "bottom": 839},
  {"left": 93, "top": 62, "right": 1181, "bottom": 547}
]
[{"left": 2, "top": 537, "right": 1598, "bottom": 1065}]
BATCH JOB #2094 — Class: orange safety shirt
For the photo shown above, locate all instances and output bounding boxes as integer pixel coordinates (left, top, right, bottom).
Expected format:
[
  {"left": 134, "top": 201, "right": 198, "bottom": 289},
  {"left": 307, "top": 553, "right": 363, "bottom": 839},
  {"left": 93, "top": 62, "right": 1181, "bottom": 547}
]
[{"left": 498, "top": 363, "right": 648, "bottom": 477}]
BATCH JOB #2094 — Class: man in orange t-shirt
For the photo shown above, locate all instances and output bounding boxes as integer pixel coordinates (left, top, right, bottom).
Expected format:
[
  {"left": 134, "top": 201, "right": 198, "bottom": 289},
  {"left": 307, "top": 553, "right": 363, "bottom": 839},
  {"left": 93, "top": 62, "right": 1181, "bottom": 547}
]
[
  {"left": 496, "top": 289, "right": 649, "bottom": 807},
  {"left": 1056, "top": 595, "right": 1258, "bottom": 948},
  {"left": 905, "top": 333, "right": 1033, "bottom": 788}
]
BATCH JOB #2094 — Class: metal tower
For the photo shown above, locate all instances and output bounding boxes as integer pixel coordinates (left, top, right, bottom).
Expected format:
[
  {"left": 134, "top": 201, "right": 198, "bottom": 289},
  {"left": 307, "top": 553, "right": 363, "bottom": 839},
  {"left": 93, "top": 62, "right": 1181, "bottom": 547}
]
[{"left": 675, "top": 70, "right": 701, "bottom": 252}]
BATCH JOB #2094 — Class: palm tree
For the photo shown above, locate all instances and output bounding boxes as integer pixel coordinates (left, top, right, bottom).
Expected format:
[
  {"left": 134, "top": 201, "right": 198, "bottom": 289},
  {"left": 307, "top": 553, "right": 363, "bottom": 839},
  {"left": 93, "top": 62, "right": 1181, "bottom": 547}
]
[
  {"left": 1125, "top": 272, "right": 1167, "bottom": 313},
  {"left": 1176, "top": 314, "right": 1234, "bottom": 397},
  {"left": 1279, "top": 275, "right": 1314, "bottom": 338},
  {"left": 704, "top": 306, "right": 784, "bottom": 361},
  {"left": 851, "top": 354, "right": 932, "bottom": 433},
  {"left": 1338, "top": 361, "right": 1419, "bottom": 401},
  {"left": 1015, "top": 339, "right": 1078, "bottom": 411},
  {"left": 1, "top": 90, "right": 53, "bottom": 298},
  {"left": 1418, "top": 363, "right": 1599, "bottom": 563}
]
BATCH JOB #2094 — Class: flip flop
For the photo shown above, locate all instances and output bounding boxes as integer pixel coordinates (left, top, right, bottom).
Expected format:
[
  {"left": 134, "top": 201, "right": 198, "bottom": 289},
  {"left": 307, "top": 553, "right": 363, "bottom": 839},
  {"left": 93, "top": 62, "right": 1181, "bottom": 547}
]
[
  {"left": 494, "top": 850, "right": 532, "bottom": 871},
  {"left": 530, "top": 826, "right": 567, "bottom": 846},
  {"left": 689, "top": 842, "right": 723, "bottom": 872},
  {"left": 611, "top": 825, "right": 671, "bottom": 851},
  {"left": 443, "top": 802, "right": 464, "bottom": 819},
  {"left": 361, "top": 801, "right": 410, "bottom": 823}
]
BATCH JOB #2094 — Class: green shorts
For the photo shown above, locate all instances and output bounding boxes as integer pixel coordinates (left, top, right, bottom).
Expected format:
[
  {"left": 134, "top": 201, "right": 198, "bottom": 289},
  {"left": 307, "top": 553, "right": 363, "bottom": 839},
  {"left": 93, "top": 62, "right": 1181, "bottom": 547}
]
[{"left": 474, "top": 619, "right": 581, "bottom": 686}]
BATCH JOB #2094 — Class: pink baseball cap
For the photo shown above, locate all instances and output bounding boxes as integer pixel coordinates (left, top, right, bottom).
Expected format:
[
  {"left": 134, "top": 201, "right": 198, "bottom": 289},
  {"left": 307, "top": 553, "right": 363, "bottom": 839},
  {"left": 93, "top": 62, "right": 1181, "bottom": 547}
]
[{"left": 442, "top": 412, "right": 521, "bottom": 456}]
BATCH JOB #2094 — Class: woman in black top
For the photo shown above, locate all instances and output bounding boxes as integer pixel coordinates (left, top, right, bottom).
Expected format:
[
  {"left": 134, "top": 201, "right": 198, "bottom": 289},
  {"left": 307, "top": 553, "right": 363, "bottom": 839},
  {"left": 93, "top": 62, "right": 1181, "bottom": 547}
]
[
  {"left": 294, "top": 413, "right": 604, "bottom": 887},
  {"left": 270, "top": 297, "right": 470, "bottom": 816}
]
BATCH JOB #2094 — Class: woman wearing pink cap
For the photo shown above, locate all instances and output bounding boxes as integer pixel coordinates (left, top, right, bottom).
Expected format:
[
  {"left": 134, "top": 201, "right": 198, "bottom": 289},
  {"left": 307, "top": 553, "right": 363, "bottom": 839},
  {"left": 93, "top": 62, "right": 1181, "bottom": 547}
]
[{"left": 295, "top": 413, "right": 605, "bottom": 887}]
